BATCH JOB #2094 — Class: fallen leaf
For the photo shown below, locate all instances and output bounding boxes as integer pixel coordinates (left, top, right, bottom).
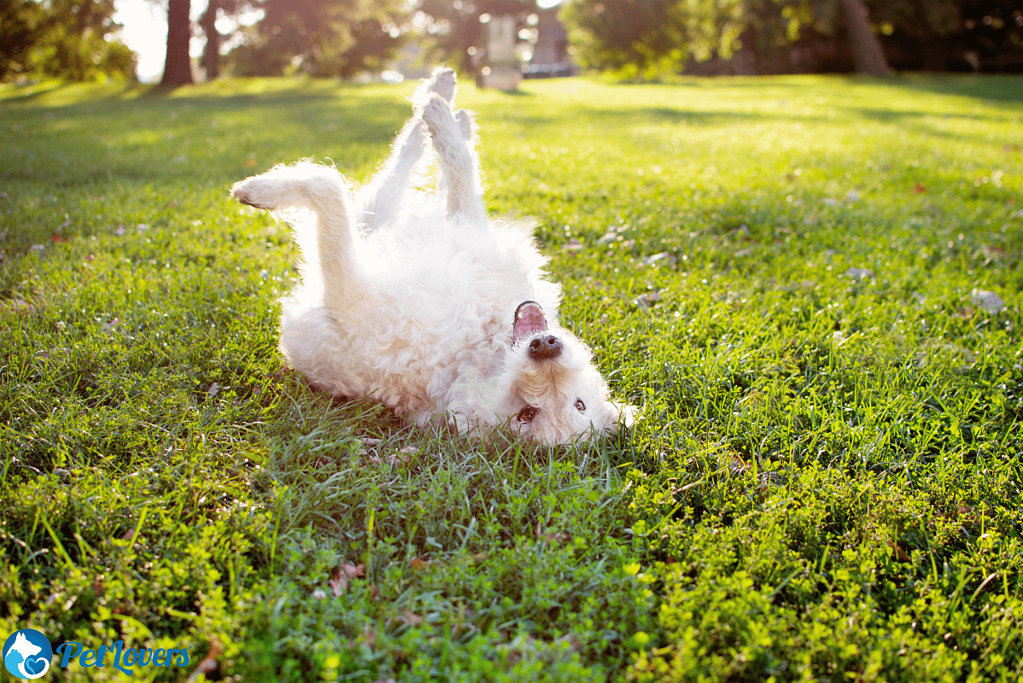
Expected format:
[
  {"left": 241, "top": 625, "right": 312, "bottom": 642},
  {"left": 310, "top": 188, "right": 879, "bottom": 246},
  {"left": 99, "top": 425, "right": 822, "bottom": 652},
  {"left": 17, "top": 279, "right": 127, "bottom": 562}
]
[
  {"left": 725, "top": 453, "right": 747, "bottom": 476},
  {"left": 644, "top": 252, "right": 676, "bottom": 267},
  {"left": 399, "top": 610, "right": 424, "bottom": 626},
  {"left": 329, "top": 562, "right": 365, "bottom": 596},
  {"left": 329, "top": 573, "right": 348, "bottom": 596},
  {"left": 185, "top": 638, "right": 223, "bottom": 682},
  {"left": 633, "top": 290, "right": 661, "bottom": 308},
  {"left": 268, "top": 366, "right": 294, "bottom": 381},
  {"left": 972, "top": 289, "right": 1005, "bottom": 313},
  {"left": 888, "top": 542, "right": 911, "bottom": 563},
  {"left": 1, "top": 299, "right": 35, "bottom": 315},
  {"left": 844, "top": 267, "right": 874, "bottom": 281}
]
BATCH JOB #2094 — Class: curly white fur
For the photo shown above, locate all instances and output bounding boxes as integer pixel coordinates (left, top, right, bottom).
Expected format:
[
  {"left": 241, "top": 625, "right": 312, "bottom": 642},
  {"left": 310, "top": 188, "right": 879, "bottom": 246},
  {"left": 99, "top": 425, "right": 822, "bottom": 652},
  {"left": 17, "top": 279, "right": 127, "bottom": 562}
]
[{"left": 232, "top": 68, "right": 636, "bottom": 445}]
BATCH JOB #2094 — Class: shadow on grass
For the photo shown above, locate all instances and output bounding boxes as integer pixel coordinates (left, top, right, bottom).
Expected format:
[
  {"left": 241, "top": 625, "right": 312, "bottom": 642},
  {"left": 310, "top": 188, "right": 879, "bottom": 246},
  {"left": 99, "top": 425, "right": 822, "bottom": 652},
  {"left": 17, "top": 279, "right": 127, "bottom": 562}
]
[
  {"left": 0, "top": 87, "right": 413, "bottom": 188},
  {"left": 879, "top": 73, "right": 1023, "bottom": 104},
  {"left": 512, "top": 106, "right": 829, "bottom": 130}
]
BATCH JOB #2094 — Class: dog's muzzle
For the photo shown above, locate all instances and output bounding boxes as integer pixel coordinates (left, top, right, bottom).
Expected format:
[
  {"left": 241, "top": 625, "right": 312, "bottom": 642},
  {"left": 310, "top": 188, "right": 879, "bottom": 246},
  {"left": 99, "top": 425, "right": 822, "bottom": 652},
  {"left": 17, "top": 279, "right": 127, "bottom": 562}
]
[{"left": 528, "top": 334, "right": 563, "bottom": 360}]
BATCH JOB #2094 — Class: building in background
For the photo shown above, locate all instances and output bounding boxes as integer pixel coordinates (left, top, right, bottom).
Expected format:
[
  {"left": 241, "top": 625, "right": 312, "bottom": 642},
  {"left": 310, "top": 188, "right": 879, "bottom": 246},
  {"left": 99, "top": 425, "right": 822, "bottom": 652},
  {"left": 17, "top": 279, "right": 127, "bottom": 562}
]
[{"left": 524, "top": 6, "right": 575, "bottom": 78}]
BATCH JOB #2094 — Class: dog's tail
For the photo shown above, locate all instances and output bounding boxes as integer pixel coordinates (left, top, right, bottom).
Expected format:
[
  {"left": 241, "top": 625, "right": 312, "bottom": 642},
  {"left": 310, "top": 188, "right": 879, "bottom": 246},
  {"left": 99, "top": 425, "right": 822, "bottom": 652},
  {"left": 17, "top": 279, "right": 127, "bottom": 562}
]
[{"left": 232, "top": 162, "right": 366, "bottom": 310}]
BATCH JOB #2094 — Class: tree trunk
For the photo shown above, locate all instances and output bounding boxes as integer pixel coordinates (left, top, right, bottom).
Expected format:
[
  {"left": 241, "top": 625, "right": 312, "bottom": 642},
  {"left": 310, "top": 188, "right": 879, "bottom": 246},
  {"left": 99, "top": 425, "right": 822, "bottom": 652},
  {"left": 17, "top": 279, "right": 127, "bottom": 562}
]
[
  {"left": 200, "top": 0, "right": 220, "bottom": 80},
  {"left": 160, "top": 0, "right": 194, "bottom": 87},
  {"left": 839, "top": 0, "right": 892, "bottom": 75}
]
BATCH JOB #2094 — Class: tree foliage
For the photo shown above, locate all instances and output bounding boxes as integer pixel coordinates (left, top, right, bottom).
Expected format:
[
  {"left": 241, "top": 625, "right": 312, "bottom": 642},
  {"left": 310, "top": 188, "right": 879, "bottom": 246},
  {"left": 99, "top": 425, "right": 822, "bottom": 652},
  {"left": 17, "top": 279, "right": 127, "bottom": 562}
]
[
  {"left": 560, "top": 0, "right": 794, "bottom": 78},
  {"left": 560, "top": 0, "right": 1023, "bottom": 76},
  {"left": 0, "top": 0, "right": 135, "bottom": 82},
  {"left": 226, "top": 0, "right": 408, "bottom": 78},
  {"left": 0, "top": 0, "right": 44, "bottom": 80}
]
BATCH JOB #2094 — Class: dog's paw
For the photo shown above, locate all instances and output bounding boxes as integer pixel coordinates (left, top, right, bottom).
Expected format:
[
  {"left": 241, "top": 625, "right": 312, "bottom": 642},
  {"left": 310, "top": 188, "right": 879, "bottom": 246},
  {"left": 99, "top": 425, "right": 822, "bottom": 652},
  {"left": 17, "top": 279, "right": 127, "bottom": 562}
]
[
  {"left": 231, "top": 168, "right": 300, "bottom": 210},
  {"left": 454, "top": 109, "right": 477, "bottom": 142},
  {"left": 427, "top": 67, "right": 457, "bottom": 103},
  {"left": 422, "top": 94, "right": 457, "bottom": 139},
  {"left": 414, "top": 67, "right": 456, "bottom": 110},
  {"left": 231, "top": 177, "right": 275, "bottom": 209}
]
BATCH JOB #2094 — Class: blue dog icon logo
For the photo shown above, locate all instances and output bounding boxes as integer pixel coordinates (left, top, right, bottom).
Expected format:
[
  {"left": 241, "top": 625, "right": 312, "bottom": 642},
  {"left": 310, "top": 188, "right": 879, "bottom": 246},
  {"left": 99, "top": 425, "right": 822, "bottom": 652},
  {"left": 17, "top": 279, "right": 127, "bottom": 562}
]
[{"left": 3, "top": 629, "right": 53, "bottom": 680}]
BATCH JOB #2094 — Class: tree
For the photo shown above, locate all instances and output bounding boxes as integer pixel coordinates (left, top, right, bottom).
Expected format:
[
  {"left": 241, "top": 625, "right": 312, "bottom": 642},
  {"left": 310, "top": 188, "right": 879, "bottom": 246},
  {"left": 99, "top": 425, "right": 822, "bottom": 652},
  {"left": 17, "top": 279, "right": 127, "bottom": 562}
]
[
  {"left": 0, "top": 0, "right": 134, "bottom": 81},
  {"left": 0, "top": 0, "right": 44, "bottom": 80},
  {"left": 560, "top": 0, "right": 747, "bottom": 78},
  {"left": 199, "top": 0, "right": 222, "bottom": 79},
  {"left": 160, "top": 0, "right": 194, "bottom": 86},
  {"left": 839, "top": 0, "right": 891, "bottom": 74},
  {"left": 226, "top": 0, "right": 408, "bottom": 78}
]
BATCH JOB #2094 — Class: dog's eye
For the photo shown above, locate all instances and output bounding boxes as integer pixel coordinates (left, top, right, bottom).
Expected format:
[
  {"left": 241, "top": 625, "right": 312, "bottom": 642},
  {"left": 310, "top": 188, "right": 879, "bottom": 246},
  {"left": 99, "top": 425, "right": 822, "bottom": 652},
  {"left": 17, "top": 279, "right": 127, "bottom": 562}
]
[
  {"left": 575, "top": 399, "right": 586, "bottom": 412},
  {"left": 517, "top": 406, "right": 539, "bottom": 423}
]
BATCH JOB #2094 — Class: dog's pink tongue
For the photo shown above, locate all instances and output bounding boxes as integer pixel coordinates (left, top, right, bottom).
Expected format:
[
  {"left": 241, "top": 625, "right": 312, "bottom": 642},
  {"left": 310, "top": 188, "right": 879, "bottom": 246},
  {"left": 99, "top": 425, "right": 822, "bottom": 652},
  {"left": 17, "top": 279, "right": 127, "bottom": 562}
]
[{"left": 512, "top": 301, "right": 547, "bottom": 344}]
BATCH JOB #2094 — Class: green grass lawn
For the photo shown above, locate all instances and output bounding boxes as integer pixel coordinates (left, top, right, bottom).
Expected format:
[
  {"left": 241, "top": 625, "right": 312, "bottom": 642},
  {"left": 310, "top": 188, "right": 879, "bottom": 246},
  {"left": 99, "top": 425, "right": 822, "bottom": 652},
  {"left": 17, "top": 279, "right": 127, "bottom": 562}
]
[{"left": 1, "top": 73, "right": 1021, "bottom": 682}]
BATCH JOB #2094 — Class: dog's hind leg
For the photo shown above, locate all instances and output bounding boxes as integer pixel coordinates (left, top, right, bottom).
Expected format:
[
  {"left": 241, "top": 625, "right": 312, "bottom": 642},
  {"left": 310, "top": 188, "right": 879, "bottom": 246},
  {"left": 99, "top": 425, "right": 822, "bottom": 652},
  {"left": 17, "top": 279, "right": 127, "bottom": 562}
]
[
  {"left": 353, "top": 117, "right": 426, "bottom": 234},
  {"left": 231, "top": 162, "right": 367, "bottom": 310},
  {"left": 355, "top": 67, "right": 464, "bottom": 233},
  {"left": 422, "top": 93, "right": 487, "bottom": 225}
]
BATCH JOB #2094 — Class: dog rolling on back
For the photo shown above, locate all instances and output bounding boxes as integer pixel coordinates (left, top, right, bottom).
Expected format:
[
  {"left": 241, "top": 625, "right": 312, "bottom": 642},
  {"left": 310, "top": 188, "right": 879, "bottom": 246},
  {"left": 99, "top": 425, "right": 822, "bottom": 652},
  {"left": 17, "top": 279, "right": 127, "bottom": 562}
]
[{"left": 231, "top": 69, "right": 636, "bottom": 445}]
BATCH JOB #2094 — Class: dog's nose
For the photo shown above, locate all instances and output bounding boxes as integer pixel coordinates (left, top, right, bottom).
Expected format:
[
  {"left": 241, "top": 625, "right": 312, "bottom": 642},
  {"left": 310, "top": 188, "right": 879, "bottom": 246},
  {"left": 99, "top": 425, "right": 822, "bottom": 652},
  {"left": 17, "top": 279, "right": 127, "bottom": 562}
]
[{"left": 528, "top": 334, "right": 562, "bottom": 360}]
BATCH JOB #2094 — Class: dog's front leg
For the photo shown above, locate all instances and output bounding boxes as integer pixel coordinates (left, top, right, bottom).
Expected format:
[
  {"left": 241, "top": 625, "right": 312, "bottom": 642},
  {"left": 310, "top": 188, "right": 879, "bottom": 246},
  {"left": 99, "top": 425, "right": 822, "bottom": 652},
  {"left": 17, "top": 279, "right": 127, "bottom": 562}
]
[
  {"left": 354, "top": 117, "right": 427, "bottom": 234},
  {"left": 355, "top": 68, "right": 469, "bottom": 233},
  {"left": 422, "top": 94, "right": 487, "bottom": 226}
]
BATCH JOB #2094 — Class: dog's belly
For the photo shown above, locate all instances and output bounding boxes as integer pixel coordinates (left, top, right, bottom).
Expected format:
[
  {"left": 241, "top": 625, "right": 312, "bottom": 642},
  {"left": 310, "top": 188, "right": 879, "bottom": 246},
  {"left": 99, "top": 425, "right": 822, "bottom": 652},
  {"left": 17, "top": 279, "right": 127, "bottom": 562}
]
[{"left": 279, "top": 293, "right": 508, "bottom": 419}]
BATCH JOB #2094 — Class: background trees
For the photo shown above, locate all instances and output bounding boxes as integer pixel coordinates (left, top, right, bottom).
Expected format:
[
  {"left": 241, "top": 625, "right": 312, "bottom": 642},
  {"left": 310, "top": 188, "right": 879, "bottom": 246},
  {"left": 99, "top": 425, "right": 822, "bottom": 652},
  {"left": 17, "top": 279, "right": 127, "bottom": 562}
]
[
  {"left": 1, "top": 0, "right": 1020, "bottom": 83},
  {"left": 0, "top": 0, "right": 134, "bottom": 81},
  {"left": 225, "top": 0, "right": 407, "bottom": 79},
  {"left": 560, "top": 0, "right": 1023, "bottom": 77},
  {"left": 160, "top": 0, "right": 192, "bottom": 86}
]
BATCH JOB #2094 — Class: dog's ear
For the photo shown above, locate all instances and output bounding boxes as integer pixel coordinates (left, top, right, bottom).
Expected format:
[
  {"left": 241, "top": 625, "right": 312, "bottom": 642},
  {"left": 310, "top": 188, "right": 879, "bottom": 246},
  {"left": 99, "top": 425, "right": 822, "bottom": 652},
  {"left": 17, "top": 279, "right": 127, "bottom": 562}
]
[{"left": 610, "top": 402, "right": 640, "bottom": 431}]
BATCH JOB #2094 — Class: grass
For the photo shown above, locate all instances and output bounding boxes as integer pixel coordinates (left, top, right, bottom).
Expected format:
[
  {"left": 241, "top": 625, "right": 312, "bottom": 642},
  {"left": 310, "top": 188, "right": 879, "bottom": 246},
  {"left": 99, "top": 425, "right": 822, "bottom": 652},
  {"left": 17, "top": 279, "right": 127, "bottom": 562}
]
[{"left": 1, "top": 72, "right": 1021, "bottom": 682}]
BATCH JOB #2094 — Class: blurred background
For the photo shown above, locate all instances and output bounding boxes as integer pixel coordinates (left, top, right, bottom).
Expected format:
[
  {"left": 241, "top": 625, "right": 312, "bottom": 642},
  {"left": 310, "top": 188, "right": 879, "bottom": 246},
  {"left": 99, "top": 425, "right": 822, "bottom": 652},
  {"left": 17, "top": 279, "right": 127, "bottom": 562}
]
[{"left": 1, "top": 0, "right": 1021, "bottom": 87}]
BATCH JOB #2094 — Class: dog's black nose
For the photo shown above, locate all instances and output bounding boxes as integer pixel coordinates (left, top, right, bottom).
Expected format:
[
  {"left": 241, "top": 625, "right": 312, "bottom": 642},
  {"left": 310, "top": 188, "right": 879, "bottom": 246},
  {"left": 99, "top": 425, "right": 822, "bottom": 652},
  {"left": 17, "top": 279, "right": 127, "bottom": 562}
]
[{"left": 528, "top": 335, "right": 562, "bottom": 361}]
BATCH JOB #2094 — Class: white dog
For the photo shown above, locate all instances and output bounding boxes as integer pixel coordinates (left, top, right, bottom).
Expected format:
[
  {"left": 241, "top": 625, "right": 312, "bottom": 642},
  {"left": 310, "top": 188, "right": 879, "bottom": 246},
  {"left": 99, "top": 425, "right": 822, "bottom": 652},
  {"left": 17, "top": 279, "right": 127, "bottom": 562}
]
[{"left": 231, "top": 69, "right": 635, "bottom": 445}]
